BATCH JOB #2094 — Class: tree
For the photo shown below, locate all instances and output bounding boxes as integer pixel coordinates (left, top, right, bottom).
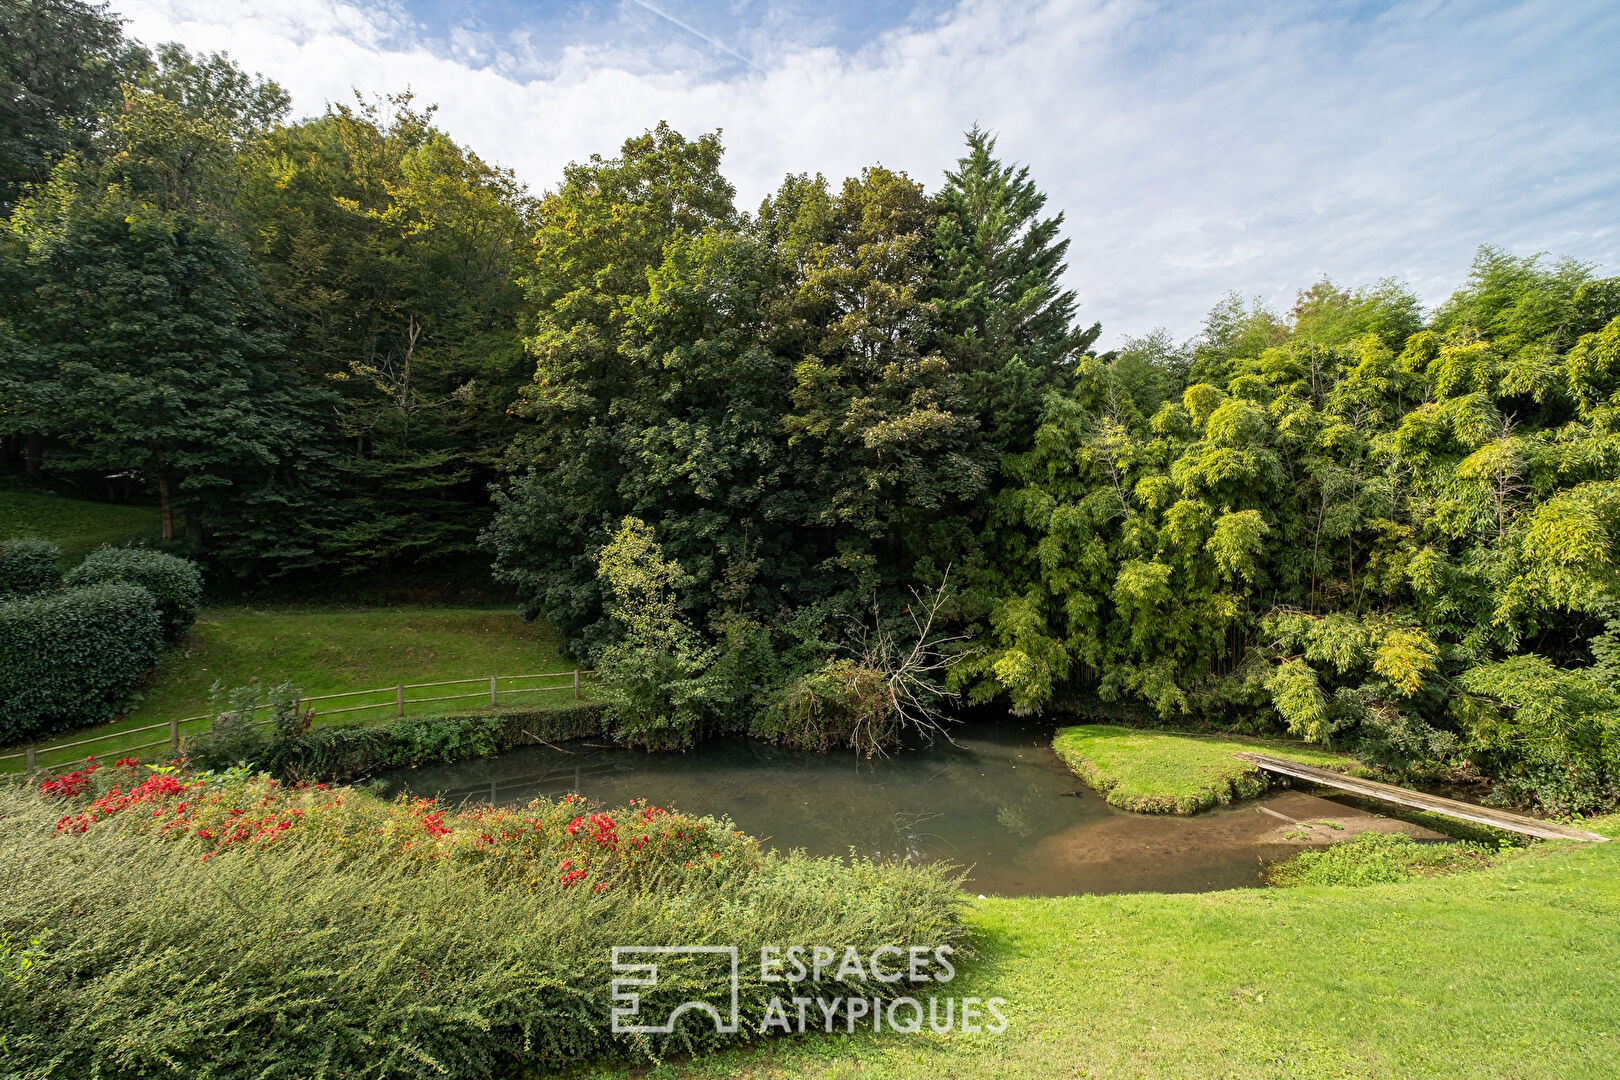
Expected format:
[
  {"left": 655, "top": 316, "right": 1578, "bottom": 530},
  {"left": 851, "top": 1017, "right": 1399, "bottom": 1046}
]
[
  {"left": 127, "top": 42, "right": 288, "bottom": 143},
  {"left": 487, "top": 123, "right": 736, "bottom": 648},
  {"left": 769, "top": 166, "right": 985, "bottom": 601},
  {"left": 0, "top": 0, "right": 132, "bottom": 211},
  {"left": 933, "top": 126, "right": 1099, "bottom": 454},
  {"left": 239, "top": 94, "right": 533, "bottom": 571},
  {"left": 3, "top": 86, "right": 335, "bottom": 570}
]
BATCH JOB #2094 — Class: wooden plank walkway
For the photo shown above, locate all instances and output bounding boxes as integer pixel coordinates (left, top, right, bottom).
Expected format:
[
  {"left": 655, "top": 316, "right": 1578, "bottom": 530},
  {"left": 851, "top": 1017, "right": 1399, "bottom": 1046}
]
[{"left": 1236, "top": 753, "right": 1610, "bottom": 843}]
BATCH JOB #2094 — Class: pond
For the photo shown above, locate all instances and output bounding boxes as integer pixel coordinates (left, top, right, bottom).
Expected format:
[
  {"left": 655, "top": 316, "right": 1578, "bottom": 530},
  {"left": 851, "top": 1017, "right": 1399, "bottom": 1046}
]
[{"left": 380, "top": 717, "right": 1403, "bottom": 897}]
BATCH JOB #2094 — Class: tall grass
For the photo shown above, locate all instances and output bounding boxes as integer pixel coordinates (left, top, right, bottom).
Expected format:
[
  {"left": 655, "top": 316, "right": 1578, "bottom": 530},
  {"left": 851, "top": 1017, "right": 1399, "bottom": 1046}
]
[{"left": 0, "top": 767, "right": 966, "bottom": 1078}]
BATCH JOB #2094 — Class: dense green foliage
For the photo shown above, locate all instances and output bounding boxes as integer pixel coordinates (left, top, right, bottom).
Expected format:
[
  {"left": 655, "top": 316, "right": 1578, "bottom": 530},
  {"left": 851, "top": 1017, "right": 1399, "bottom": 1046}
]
[
  {"left": 64, "top": 545, "right": 202, "bottom": 639},
  {"left": 3, "top": 2, "right": 1618, "bottom": 808},
  {"left": 0, "top": 540, "right": 203, "bottom": 742},
  {"left": 1, "top": 8, "right": 531, "bottom": 578},
  {"left": 0, "top": 580, "right": 160, "bottom": 740},
  {"left": 0, "top": 535, "right": 60, "bottom": 596},
  {"left": 0, "top": 0, "right": 130, "bottom": 212},
  {"left": 975, "top": 254, "right": 1620, "bottom": 810},
  {"left": 486, "top": 126, "right": 1084, "bottom": 656},
  {"left": 238, "top": 94, "right": 532, "bottom": 569},
  {"left": 0, "top": 765, "right": 965, "bottom": 1078}
]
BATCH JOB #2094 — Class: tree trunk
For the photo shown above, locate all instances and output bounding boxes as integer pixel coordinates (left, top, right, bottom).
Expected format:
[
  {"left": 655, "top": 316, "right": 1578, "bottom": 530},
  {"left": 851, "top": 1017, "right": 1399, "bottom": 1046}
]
[
  {"left": 23, "top": 433, "right": 43, "bottom": 479},
  {"left": 157, "top": 470, "right": 174, "bottom": 541}
]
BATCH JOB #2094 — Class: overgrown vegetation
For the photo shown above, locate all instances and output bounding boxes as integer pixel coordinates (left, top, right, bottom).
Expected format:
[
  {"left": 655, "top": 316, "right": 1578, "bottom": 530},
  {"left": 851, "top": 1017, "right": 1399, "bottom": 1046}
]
[
  {"left": 977, "top": 259, "right": 1620, "bottom": 812},
  {"left": 186, "top": 699, "right": 608, "bottom": 782},
  {"left": 1051, "top": 724, "right": 1355, "bottom": 814},
  {"left": 0, "top": 763, "right": 966, "bottom": 1078}
]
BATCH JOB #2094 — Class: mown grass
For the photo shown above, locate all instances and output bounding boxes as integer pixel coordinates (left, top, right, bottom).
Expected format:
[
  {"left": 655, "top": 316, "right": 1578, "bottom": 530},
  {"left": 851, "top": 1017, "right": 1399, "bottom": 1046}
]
[
  {"left": 1052, "top": 724, "right": 1357, "bottom": 814},
  {"left": 0, "top": 490, "right": 160, "bottom": 565},
  {"left": 2, "top": 607, "right": 580, "bottom": 773},
  {"left": 570, "top": 817, "right": 1620, "bottom": 1080}
]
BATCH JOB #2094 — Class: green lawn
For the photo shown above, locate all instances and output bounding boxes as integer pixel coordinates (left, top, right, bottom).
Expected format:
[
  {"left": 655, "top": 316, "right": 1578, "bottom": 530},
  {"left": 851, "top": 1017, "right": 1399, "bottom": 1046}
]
[
  {"left": 3, "top": 607, "right": 579, "bottom": 772},
  {"left": 572, "top": 819, "right": 1620, "bottom": 1080},
  {"left": 0, "top": 490, "right": 161, "bottom": 564},
  {"left": 1053, "top": 723, "right": 1358, "bottom": 813}
]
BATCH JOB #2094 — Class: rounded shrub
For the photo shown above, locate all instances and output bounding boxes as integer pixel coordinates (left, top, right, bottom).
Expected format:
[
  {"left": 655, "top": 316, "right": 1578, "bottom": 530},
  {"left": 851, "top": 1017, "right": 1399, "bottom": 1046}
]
[
  {"left": 64, "top": 546, "right": 203, "bottom": 641},
  {"left": 0, "top": 582, "right": 163, "bottom": 743},
  {"left": 0, "top": 538, "right": 62, "bottom": 598}
]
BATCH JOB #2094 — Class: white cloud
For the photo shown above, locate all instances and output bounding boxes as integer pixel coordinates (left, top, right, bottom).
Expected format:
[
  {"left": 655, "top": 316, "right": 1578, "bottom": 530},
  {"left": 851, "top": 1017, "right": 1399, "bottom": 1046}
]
[{"left": 112, "top": 0, "right": 1620, "bottom": 344}]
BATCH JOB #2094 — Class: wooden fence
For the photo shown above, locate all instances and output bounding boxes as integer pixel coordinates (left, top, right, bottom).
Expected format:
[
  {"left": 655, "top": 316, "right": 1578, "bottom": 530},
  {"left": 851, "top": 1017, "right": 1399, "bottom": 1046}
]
[{"left": 1, "top": 670, "right": 595, "bottom": 778}]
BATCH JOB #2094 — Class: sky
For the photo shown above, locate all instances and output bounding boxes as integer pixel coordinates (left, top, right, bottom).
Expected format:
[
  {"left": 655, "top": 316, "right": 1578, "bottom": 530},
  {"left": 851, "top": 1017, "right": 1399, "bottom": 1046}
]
[{"left": 109, "top": 0, "right": 1620, "bottom": 346}]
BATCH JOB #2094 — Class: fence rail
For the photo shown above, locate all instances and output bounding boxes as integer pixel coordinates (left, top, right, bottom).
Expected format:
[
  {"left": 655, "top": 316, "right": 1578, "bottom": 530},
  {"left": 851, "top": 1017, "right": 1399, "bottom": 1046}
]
[{"left": 1, "top": 669, "right": 597, "bottom": 778}]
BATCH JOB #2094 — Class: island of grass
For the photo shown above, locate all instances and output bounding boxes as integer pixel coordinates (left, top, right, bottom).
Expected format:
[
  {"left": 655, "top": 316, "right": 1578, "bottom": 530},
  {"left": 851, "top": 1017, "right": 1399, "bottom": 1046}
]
[{"left": 1053, "top": 723, "right": 1357, "bottom": 814}]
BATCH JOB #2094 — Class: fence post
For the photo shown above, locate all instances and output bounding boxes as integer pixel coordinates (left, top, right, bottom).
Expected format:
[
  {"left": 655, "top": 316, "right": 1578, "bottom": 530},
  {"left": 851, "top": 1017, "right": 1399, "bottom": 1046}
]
[
  {"left": 169, "top": 714, "right": 180, "bottom": 754},
  {"left": 25, "top": 746, "right": 35, "bottom": 778},
  {"left": 396, "top": 684, "right": 405, "bottom": 718},
  {"left": 490, "top": 675, "right": 498, "bottom": 706},
  {"left": 573, "top": 669, "right": 580, "bottom": 701}
]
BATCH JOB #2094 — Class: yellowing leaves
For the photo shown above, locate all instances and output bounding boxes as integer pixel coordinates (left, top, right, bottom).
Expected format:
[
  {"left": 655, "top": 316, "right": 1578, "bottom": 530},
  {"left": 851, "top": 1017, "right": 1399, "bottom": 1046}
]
[{"left": 1373, "top": 627, "right": 1439, "bottom": 697}]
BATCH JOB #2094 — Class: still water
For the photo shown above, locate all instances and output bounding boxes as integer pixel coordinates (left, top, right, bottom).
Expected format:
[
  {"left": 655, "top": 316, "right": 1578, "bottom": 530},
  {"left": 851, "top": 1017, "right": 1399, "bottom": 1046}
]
[{"left": 381, "top": 718, "right": 1354, "bottom": 897}]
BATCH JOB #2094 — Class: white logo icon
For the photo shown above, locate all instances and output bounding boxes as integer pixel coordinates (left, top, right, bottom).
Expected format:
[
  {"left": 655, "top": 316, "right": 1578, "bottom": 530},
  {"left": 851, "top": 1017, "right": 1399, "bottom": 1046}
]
[{"left": 610, "top": 945, "right": 740, "bottom": 1034}]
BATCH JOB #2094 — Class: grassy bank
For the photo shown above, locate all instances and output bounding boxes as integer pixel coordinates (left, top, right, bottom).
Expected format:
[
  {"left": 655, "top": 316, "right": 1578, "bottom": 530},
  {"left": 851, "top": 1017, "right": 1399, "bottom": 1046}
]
[
  {"left": 573, "top": 818, "right": 1619, "bottom": 1080},
  {"left": 1053, "top": 724, "right": 1357, "bottom": 814},
  {"left": 2, "top": 607, "right": 576, "bottom": 772},
  {"left": 0, "top": 490, "right": 160, "bottom": 564}
]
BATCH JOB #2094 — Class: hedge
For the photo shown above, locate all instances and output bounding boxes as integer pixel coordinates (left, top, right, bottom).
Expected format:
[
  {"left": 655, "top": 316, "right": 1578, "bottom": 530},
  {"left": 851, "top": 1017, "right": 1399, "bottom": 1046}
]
[
  {"left": 64, "top": 546, "right": 203, "bottom": 641},
  {"left": 0, "top": 582, "right": 163, "bottom": 742},
  {"left": 1, "top": 769, "right": 967, "bottom": 1079},
  {"left": 187, "top": 703, "right": 609, "bottom": 782},
  {"left": 0, "top": 538, "right": 62, "bottom": 598}
]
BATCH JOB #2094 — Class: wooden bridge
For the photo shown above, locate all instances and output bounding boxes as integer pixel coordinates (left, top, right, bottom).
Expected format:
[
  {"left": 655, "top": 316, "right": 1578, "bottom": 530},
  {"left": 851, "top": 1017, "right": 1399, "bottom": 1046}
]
[{"left": 1237, "top": 753, "right": 1610, "bottom": 843}]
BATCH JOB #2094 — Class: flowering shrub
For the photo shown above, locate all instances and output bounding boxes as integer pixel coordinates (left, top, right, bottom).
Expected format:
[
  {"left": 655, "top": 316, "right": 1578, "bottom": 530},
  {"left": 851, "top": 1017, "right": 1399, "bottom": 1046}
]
[
  {"left": 1, "top": 768, "right": 965, "bottom": 1079},
  {"left": 33, "top": 763, "right": 753, "bottom": 894}
]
